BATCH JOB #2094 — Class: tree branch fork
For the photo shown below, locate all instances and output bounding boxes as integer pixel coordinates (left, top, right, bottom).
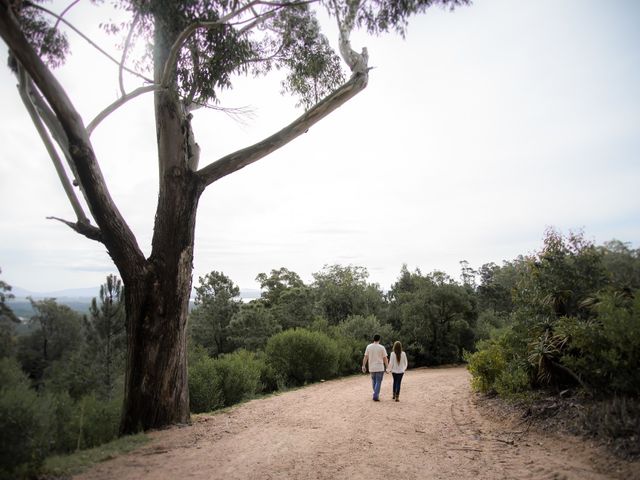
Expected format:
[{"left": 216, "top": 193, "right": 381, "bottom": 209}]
[{"left": 1, "top": 0, "right": 369, "bottom": 266}]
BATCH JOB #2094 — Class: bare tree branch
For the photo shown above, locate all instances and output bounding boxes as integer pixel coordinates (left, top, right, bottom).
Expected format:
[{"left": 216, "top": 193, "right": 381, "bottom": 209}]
[
  {"left": 0, "top": 0, "right": 146, "bottom": 278},
  {"left": 24, "top": 79, "right": 68, "bottom": 151},
  {"left": 87, "top": 84, "right": 159, "bottom": 136},
  {"left": 27, "top": 1, "right": 154, "bottom": 84},
  {"left": 197, "top": 70, "right": 368, "bottom": 186},
  {"left": 53, "top": 0, "right": 81, "bottom": 30},
  {"left": 47, "top": 216, "right": 103, "bottom": 242},
  {"left": 119, "top": 13, "right": 141, "bottom": 97},
  {"left": 24, "top": 81, "right": 89, "bottom": 198},
  {"left": 18, "top": 65, "right": 91, "bottom": 225},
  {"left": 236, "top": 10, "right": 277, "bottom": 35},
  {"left": 335, "top": 0, "right": 368, "bottom": 74},
  {"left": 196, "top": 0, "right": 369, "bottom": 186}
]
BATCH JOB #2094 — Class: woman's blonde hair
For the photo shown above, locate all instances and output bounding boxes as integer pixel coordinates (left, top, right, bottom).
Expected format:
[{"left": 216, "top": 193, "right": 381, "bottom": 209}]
[{"left": 393, "top": 341, "right": 402, "bottom": 363}]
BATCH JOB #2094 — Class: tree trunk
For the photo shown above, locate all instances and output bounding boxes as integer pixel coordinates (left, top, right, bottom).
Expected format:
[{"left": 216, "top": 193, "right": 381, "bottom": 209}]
[
  {"left": 119, "top": 8, "right": 207, "bottom": 433},
  {"left": 120, "top": 267, "right": 189, "bottom": 432},
  {"left": 119, "top": 171, "right": 203, "bottom": 433}
]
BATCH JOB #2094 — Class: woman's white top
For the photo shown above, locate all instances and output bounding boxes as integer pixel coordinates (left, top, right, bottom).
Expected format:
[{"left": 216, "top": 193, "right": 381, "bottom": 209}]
[{"left": 387, "top": 351, "right": 408, "bottom": 373}]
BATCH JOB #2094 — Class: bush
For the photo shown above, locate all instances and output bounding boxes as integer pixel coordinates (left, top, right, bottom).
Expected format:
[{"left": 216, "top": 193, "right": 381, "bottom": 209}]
[
  {"left": 465, "top": 340, "right": 506, "bottom": 393},
  {"left": 188, "top": 352, "right": 223, "bottom": 414},
  {"left": 253, "top": 350, "right": 282, "bottom": 393},
  {"left": 188, "top": 348, "right": 263, "bottom": 413},
  {"left": 265, "top": 329, "right": 339, "bottom": 386},
  {"left": 0, "top": 358, "right": 51, "bottom": 479},
  {"left": 76, "top": 394, "right": 122, "bottom": 449},
  {"left": 335, "top": 315, "right": 394, "bottom": 345},
  {"left": 557, "top": 292, "right": 640, "bottom": 395},
  {"left": 215, "top": 350, "right": 262, "bottom": 406},
  {"left": 494, "top": 361, "right": 531, "bottom": 398},
  {"left": 475, "top": 310, "right": 508, "bottom": 341},
  {"left": 46, "top": 391, "right": 76, "bottom": 453},
  {"left": 332, "top": 335, "right": 364, "bottom": 376}
]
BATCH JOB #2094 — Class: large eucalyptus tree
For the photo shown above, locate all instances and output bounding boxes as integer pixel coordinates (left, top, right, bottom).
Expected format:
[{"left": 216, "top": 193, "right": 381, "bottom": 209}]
[{"left": 0, "top": 0, "right": 468, "bottom": 433}]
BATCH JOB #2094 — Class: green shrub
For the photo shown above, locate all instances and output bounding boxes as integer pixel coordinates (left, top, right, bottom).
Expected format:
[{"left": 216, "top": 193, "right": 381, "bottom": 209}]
[
  {"left": 215, "top": 350, "right": 262, "bottom": 406},
  {"left": 475, "top": 310, "right": 508, "bottom": 341},
  {"left": 46, "top": 391, "right": 76, "bottom": 453},
  {"left": 465, "top": 340, "right": 506, "bottom": 393},
  {"left": 76, "top": 394, "right": 122, "bottom": 449},
  {"left": 0, "top": 358, "right": 51, "bottom": 479},
  {"left": 265, "top": 329, "right": 339, "bottom": 386},
  {"left": 332, "top": 336, "right": 364, "bottom": 376},
  {"left": 188, "top": 349, "right": 263, "bottom": 413},
  {"left": 335, "top": 315, "right": 394, "bottom": 345},
  {"left": 188, "top": 353, "right": 223, "bottom": 413},
  {"left": 557, "top": 292, "right": 640, "bottom": 395},
  {"left": 253, "top": 350, "right": 282, "bottom": 393},
  {"left": 494, "top": 361, "right": 531, "bottom": 398}
]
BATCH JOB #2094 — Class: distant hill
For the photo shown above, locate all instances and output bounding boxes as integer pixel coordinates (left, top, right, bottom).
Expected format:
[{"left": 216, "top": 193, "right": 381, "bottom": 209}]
[
  {"left": 11, "top": 286, "right": 100, "bottom": 298},
  {"left": 7, "top": 286, "right": 263, "bottom": 322}
]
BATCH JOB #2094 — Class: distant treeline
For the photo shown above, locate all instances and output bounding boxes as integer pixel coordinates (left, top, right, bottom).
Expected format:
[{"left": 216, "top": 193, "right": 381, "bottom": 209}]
[{"left": 1, "top": 228, "right": 639, "bottom": 477}]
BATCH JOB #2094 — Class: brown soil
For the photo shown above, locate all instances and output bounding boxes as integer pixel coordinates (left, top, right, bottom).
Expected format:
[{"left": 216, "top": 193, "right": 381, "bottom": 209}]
[{"left": 75, "top": 366, "right": 640, "bottom": 480}]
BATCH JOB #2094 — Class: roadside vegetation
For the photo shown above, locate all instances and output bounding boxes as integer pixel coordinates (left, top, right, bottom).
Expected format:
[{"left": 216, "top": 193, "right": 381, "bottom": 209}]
[
  {"left": 465, "top": 229, "right": 640, "bottom": 458},
  {"left": 1, "top": 228, "right": 638, "bottom": 477}
]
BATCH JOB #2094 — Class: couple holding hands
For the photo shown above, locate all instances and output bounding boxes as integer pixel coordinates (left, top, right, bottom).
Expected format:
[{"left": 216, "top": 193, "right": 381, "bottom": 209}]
[{"left": 361, "top": 334, "right": 408, "bottom": 402}]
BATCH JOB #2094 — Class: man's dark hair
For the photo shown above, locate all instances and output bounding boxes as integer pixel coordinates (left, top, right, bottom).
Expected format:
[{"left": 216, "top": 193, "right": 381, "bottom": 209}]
[{"left": 373, "top": 334, "right": 381, "bottom": 342}]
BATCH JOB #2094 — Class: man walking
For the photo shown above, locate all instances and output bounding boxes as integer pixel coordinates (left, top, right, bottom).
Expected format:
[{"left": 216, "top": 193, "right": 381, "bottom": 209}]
[{"left": 362, "top": 334, "right": 388, "bottom": 401}]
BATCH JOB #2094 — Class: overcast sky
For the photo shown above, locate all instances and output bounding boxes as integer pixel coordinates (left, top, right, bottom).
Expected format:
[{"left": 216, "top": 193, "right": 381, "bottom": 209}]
[{"left": 1, "top": 0, "right": 639, "bottom": 295}]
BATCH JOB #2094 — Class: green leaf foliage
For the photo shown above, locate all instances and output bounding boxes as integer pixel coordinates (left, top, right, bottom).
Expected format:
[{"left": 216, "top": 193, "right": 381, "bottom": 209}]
[
  {"left": 188, "top": 346, "right": 262, "bottom": 413},
  {"left": 0, "top": 358, "right": 51, "bottom": 479},
  {"left": 312, "top": 264, "right": 385, "bottom": 324},
  {"left": 468, "top": 230, "right": 640, "bottom": 398},
  {"left": 190, "top": 271, "right": 242, "bottom": 356},
  {"left": 8, "top": 1, "right": 70, "bottom": 70},
  {"left": 388, "top": 267, "right": 477, "bottom": 365},
  {"left": 227, "top": 302, "right": 281, "bottom": 351},
  {"left": 16, "top": 298, "right": 84, "bottom": 386},
  {"left": 557, "top": 292, "right": 640, "bottom": 395},
  {"left": 265, "top": 328, "right": 339, "bottom": 386}
]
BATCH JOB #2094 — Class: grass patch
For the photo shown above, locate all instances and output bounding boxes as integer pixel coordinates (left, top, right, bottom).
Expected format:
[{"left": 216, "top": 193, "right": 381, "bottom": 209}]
[{"left": 41, "top": 433, "right": 149, "bottom": 477}]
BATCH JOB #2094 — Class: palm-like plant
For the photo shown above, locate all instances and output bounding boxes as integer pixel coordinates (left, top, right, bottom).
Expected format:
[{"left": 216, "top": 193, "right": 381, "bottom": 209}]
[{"left": 527, "top": 330, "right": 568, "bottom": 385}]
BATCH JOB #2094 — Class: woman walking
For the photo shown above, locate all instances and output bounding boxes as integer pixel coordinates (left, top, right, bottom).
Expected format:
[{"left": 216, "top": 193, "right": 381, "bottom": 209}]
[{"left": 387, "top": 341, "right": 408, "bottom": 401}]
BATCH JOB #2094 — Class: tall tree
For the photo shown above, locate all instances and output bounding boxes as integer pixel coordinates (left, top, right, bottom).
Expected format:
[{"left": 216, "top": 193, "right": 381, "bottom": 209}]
[
  {"left": 0, "top": 268, "right": 19, "bottom": 358},
  {"left": 599, "top": 239, "right": 640, "bottom": 292},
  {"left": 189, "top": 271, "right": 242, "bottom": 357},
  {"left": 256, "top": 267, "right": 305, "bottom": 308},
  {"left": 476, "top": 260, "right": 519, "bottom": 315},
  {"left": 312, "top": 264, "right": 384, "bottom": 324},
  {"left": 227, "top": 302, "right": 281, "bottom": 351},
  {"left": 0, "top": 0, "right": 469, "bottom": 432},
  {"left": 388, "top": 268, "right": 475, "bottom": 365},
  {"left": 255, "top": 267, "right": 314, "bottom": 329},
  {"left": 16, "top": 298, "right": 83, "bottom": 386},
  {"left": 85, "top": 275, "right": 126, "bottom": 400},
  {"left": 513, "top": 229, "right": 607, "bottom": 321}
]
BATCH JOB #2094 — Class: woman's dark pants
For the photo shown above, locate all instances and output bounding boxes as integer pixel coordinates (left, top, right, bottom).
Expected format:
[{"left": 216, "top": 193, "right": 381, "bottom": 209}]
[{"left": 392, "top": 372, "right": 404, "bottom": 396}]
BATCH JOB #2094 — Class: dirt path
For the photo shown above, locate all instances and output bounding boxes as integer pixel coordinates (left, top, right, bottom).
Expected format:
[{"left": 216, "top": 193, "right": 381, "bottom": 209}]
[{"left": 76, "top": 366, "right": 639, "bottom": 480}]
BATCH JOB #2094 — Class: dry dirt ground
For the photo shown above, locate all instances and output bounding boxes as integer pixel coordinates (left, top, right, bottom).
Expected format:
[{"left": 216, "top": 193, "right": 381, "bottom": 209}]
[{"left": 76, "top": 366, "right": 640, "bottom": 480}]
